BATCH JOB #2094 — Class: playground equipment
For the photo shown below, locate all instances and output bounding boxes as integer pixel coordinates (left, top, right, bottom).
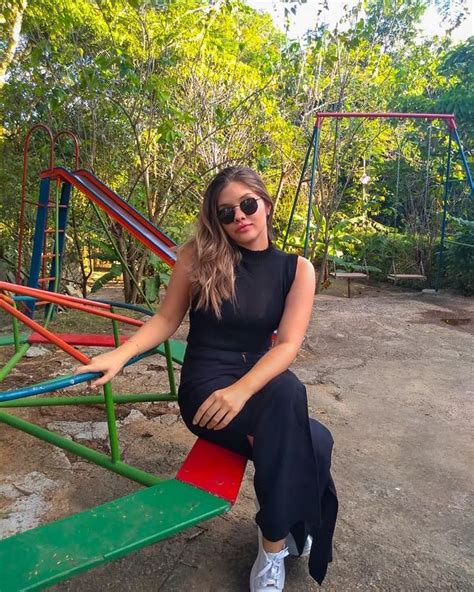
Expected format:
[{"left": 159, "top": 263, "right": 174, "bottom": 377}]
[
  {"left": 284, "top": 112, "right": 474, "bottom": 291},
  {"left": 0, "top": 126, "right": 247, "bottom": 590},
  {"left": 329, "top": 263, "right": 369, "bottom": 298},
  {"left": 387, "top": 258, "right": 426, "bottom": 284}
]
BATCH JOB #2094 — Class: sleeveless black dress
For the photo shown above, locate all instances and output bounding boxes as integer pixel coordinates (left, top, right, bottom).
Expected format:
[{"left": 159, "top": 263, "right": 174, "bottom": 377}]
[{"left": 178, "top": 243, "right": 338, "bottom": 585}]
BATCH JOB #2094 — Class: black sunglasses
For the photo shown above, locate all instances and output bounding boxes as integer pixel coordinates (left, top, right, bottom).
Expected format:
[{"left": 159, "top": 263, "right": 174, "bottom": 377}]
[{"left": 217, "top": 197, "right": 262, "bottom": 225}]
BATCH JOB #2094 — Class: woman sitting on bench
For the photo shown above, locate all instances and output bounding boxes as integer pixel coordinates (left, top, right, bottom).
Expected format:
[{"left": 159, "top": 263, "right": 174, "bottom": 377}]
[{"left": 75, "top": 166, "right": 338, "bottom": 591}]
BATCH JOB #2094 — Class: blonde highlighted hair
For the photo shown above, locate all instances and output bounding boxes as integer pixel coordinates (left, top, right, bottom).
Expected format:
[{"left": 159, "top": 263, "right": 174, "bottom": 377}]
[{"left": 182, "top": 166, "right": 274, "bottom": 318}]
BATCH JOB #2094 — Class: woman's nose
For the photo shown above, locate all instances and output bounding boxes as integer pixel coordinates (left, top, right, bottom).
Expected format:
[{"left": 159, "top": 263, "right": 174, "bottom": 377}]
[{"left": 234, "top": 206, "right": 246, "bottom": 221}]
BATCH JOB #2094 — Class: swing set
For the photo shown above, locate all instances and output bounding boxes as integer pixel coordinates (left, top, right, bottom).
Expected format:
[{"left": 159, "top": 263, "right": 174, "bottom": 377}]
[{"left": 284, "top": 112, "right": 473, "bottom": 293}]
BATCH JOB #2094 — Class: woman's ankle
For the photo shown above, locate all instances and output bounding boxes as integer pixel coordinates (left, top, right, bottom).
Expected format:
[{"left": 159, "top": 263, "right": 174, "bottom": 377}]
[{"left": 262, "top": 536, "right": 285, "bottom": 553}]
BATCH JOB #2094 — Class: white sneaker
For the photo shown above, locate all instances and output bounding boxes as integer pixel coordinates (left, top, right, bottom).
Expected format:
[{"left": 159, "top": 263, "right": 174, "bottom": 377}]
[
  {"left": 254, "top": 498, "right": 312, "bottom": 558},
  {"left": 285, "top": 532, "right": 313, "bottom": 557},
  {"left": 250, "top": 547, "right": 289, "bottom": 591}
]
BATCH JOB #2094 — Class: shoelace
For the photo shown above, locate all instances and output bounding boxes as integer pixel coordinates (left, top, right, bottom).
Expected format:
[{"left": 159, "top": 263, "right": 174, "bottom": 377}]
[{"left": 257, "top": 548, "right": 289, "bottom": 588}]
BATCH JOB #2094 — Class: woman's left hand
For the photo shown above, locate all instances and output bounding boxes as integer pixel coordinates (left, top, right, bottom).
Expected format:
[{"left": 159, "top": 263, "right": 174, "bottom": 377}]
[{"left": 193, "top": 386, "right": 249, "bottom": 430}]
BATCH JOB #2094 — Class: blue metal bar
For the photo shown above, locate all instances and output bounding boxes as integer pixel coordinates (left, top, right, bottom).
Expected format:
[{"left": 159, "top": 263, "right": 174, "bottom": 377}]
[
  {"left": 13, "top": 296, "right": 40, "bottom": 303},
  {"left": 304, "top": 125, "right": 321, "bottom": 257},
  {"left": 47, "top": 181, "right": 72, "bottom": 294},
  {"left": 91, "top": 299, "right": 153, "bottom": 316},
  {"left": 27, "top": 177, "right": 51, "bottom": 316},
  {"left": 451, "top": 126, "right": 474, "bottom": 195},
  {"left": 435, "top": 128, "right": 453, "bottom": 291},
  {"left": 0, "top": 349, "right": 156, "bottom": 402}
]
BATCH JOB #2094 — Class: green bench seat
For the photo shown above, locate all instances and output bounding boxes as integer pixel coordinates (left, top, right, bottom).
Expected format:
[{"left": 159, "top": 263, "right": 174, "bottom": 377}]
[{"left": 0, "top": 479, "right": 229, "bottom": 592}]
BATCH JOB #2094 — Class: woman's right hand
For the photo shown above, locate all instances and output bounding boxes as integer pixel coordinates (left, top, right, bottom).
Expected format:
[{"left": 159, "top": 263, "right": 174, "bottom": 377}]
[{"left": 73, "top": 348, "right": 131, "bottom": 389}]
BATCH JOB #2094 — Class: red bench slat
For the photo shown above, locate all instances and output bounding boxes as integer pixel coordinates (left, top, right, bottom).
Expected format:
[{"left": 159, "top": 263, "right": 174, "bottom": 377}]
[
  {"left": 28, "top": 332, "right": 128, "bottom": 346},
  {"left": 176, "top": 438, "right": 247, "bottom": 504}
]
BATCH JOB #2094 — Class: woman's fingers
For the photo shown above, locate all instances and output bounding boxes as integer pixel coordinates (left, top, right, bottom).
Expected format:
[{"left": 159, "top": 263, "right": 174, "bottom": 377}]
[
  {"left": 193, "top": 390, "right": 244, "bottom": 429},
  {"left": 73, "top": 364, "right": 94, "bottom": 375},
  {"left": 213, "top": 412, "right": 233, "bottom": 431},
  {"left": 207, "top": 408, "right": 229, "bottom": 430},
  {"left": 192, "top": 397, "right": 212, "bottom": 425},
  {"left": 90, "top": 372, "right": 112, "bottom": 388},
  {"left": 197, "top": 400, "right": 222, "bottom": 427},
  {"left": 73, "top": 361, "right": 115, "bottom": 387},
  {"left": 193, "top": 396, "right": 220, "bottom": 427}
]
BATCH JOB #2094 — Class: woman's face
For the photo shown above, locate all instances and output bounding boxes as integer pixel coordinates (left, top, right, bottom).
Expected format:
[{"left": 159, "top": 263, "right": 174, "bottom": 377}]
[{"left": 216, "top": 181, "right": 271, "bottom": 250}]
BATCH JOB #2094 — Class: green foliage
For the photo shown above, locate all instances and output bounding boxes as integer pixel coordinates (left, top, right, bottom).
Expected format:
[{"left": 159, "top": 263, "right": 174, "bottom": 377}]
[
  {"left": 90, "top": 264, "right": 123, "bottom": 293},
  {"left": 351, "top": 231, "right": 428, "bottom": 280},
  {"left": 141, "top": 254, "right": 171, "bottom": 304},
  {"left": 0, "top": 0, "right": 472, "bottom": 299},
  {"left": 328, "top": 256, "right": 381, "bottom": 274},
  {"left": 443, "top": 219, "right": 474, "bottom": 295}
]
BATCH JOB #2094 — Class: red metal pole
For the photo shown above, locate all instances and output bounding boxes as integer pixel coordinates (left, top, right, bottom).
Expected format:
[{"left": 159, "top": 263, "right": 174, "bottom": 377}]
[
  {"left": 0, "top": 282, "right": 144, "bottom": 327},
  {"left": 53, "top": 130, "right": 80, "bottom": 169},
  {"left": 18, "top": 124, "right": 55, "bottom": 284},
  {"left": 315, "top": 112, "right": 456, "bottom": 122},
  {"left": 0, "top": 298, "right": 90, "bottom": 364},
  {"left": 0, "top": 293, "right": 14, "bottom": 305}
]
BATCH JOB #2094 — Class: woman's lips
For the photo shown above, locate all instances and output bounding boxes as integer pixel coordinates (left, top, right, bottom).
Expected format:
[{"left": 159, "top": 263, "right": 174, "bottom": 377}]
[{"left": 236, "top": 224, "right": 252, "bottom": 232}]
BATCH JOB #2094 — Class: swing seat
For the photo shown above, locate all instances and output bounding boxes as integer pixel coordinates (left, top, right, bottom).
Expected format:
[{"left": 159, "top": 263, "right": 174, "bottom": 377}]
[
  {"left": 387, "top": 273, "right": 426, "bottom": 282},
  {"left": 329, "top": 270, "right": 369, "bottom": 298},
  {"left": 330, "top": 271, "right": 368, "bottom": 280}
]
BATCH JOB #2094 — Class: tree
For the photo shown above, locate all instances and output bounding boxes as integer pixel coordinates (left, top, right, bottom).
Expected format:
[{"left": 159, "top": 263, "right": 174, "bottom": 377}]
[{"left": 0, "top": 0, "right": 28, "bottom": 89}]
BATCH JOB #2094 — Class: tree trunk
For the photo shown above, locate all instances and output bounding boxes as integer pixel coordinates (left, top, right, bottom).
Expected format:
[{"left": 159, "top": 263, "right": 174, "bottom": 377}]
[
  {"left": 273, "top": 168, "right": 286, "bottom": 211},
  {"left": 0, "top": 0, "right": 28, "bottom": 89}
]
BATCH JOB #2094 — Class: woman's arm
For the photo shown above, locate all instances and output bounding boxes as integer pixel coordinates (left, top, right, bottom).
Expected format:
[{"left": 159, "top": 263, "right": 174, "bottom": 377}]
[
  {"left": 74, "top": 248, "right": 192, "bottom": 387},
  {"left": 194, "top": 256, "right": 315, "bottom": 429},
  {"left": 113, "top": 248, "right": 192, "bottom": 359}
]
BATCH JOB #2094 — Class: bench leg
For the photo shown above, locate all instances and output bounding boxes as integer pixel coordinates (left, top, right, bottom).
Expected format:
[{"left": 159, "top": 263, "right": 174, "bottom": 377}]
[{"left": 347, "top": 278, "right": 351, "bottom": 298}]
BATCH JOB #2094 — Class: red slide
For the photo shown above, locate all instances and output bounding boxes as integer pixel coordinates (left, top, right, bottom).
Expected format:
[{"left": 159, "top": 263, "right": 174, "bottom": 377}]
[{"left": 40, "top": 167, "right": 177, "bottom": 266}]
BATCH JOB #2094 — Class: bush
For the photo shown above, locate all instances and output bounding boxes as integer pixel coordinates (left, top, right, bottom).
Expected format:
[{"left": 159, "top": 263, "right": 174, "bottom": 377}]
[
  {"left": 352, "top": 231, "right": 428, "bottom": 281},
  {"left": 443, "top": 220, "right": 474, "bottom": 295}
]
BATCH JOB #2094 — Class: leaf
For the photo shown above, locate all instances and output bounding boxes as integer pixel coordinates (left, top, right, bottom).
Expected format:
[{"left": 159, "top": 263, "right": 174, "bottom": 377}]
[{"left": 90, "top": 264, "right": 122, "bottom": 293}]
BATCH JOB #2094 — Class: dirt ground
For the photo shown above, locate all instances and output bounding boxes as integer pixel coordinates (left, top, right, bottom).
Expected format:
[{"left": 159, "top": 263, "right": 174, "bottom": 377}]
[{"left": 0, "top": 279, "right": 472, "bottom": 591}]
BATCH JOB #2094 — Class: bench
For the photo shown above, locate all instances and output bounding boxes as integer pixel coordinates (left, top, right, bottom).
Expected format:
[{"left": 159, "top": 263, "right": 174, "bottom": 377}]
[{"left": 0, "top": 439, "right": 247, "bottom": 591}]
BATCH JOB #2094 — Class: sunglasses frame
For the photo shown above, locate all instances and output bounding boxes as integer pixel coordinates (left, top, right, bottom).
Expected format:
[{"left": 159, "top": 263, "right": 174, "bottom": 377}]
[{"left": 217, "top": 197, "right": 263, "bottom": 225}]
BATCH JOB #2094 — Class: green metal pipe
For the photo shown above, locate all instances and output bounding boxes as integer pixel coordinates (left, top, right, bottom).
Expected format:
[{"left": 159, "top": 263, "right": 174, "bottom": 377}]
[
  {"left": 110, "top": 308, "right": 121, "bottom": 348},
  {"left": 0, "top": 333, "right": 29, "bottom": 347},
  {"left": 435, "top": 128, "right": 453, "bottom": 291},
  {"left": 451, "top": 125, "right": 474, "bottom": 193},
  {"left": 0, "top": 411, "right": 160, "bottom": 486},
  {"left": 102, "top": 382, "right": 121, "bottom": 463},
  {"left": 0, "top": 392, "right": 175, "bottom": 408},
  {"left": 12, "top": 312, "right": 20, "bottom": 352},
  {"left": 283, "top": 125, "right": 317, "bottom": 250},
  {"left": 0, "top": 343, "right": 30, "bottom": 382},
  {"left": 164, "top": 340, "right": 177, "bottom": 399},
  {"left": 304, "top": 124, "right": 321, "bottom": 258}
]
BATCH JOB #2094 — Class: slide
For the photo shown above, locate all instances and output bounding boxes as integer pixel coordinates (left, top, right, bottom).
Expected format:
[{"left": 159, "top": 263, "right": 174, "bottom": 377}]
[{"left": 40, "top": 167, "right": 177, "bottom": 266}]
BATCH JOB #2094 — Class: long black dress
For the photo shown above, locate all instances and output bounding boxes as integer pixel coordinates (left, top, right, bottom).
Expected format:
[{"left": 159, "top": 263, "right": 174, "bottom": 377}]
[{"left": 178, "top": 243, "right": 338, "bottom": 585}]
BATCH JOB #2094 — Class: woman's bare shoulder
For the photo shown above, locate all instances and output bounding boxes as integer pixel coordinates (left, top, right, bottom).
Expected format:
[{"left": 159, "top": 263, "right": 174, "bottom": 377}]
[{"left": 296, "top": 255, "right": 315, "bottom": 272}]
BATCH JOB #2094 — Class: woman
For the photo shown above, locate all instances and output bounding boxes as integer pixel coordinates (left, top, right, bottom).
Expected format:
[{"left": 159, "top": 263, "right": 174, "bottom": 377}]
[{"left": 75, "top": 167, "right": 337, "bottom": 590}]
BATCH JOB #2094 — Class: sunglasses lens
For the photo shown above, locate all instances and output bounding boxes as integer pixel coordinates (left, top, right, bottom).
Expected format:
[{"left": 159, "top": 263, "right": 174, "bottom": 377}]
[
  {"left": 217, "top": 207, "right": 235, "bottom": 224},
  {"left": 240, "top": 198, "right": 259, "bottom": 215},
  {"left": 217, "top": 197, "right": 260, "bottom": 224}
]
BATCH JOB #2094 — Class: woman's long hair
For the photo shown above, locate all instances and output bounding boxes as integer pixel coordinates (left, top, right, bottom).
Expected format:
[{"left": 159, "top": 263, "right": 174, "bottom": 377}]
[{"left": 182, "top": 166, "right": 274, "bottom": 318}]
